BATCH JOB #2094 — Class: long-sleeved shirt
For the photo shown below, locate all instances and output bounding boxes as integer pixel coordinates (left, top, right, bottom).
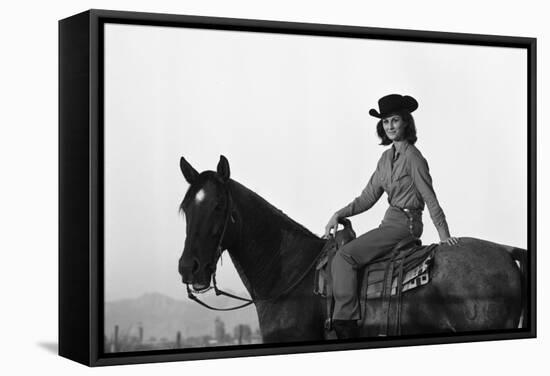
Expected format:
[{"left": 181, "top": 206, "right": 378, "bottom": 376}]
[{"left": 336, "top": 141, "right": 450, "bottom": 240}]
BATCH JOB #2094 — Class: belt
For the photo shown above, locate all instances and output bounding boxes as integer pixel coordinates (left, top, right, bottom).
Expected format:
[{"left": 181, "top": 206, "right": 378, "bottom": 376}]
[{"left": 391, "top": 206, "right": 422, "bottom": 216}]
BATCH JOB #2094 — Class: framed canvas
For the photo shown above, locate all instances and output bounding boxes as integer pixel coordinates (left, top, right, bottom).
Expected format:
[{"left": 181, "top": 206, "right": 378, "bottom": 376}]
[{"left": 59, "top": 9, "right": 536, "bottom": 367}]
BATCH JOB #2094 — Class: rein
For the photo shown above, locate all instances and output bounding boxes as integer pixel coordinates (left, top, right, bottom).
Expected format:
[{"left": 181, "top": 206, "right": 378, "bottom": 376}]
[{"left": 186, "top": 183, "right": 322, "bottom": 311}]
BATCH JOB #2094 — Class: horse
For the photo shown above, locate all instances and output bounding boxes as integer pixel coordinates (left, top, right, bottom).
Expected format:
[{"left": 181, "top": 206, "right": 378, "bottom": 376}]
[{"left": 177, "top": 155, "right": 527, "bottom": 343}]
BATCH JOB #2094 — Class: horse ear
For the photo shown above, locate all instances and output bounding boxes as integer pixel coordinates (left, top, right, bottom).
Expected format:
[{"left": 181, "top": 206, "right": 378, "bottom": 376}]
[
  {"left": 217, "top": 155, "right": 230, "bottom": 182},
  {"left": 180, "top": 156, "right": 199, "bottom": 184}
]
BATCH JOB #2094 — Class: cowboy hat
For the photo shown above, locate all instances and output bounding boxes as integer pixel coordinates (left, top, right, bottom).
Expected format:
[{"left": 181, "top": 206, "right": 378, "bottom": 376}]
[{"left": 369, "top": 94, "right": 418, "bottom": 118}]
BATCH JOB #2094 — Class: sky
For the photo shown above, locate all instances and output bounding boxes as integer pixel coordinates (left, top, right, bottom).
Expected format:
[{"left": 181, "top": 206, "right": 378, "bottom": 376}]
[{"left": 103, "top": 23, "right": 527, "bottom": 303}]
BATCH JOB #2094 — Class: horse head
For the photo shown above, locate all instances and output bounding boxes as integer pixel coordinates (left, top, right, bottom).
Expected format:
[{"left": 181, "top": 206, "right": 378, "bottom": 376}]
[{"left": 178, "top": 155, "right": 233, "bottom": 292}]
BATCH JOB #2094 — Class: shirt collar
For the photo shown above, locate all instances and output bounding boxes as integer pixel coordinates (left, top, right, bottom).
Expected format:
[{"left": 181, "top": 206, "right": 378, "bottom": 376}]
[{"left": 392, "top": 140, "right": 409, "bottom": 156}]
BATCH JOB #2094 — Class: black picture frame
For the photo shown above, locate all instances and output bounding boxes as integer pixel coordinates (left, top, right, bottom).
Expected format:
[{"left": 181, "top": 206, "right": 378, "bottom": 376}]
[{"left": 59, "top": 9, "right": 537, "bottom": 367}]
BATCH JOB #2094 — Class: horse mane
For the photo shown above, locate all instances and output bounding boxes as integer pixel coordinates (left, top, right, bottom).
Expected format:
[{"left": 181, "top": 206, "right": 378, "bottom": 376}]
[
  {"left": 178, "top": 173, "right": 320, "bottom": 240},
  {"left": 229, "top": 179, "right": 320, "bottom": 240}
]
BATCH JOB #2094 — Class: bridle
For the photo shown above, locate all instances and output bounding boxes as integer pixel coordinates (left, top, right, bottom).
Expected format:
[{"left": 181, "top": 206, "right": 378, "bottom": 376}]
[
  {"left": 185, "top": 183, "right": 322, "bottom": 311},
  {"left": 186, "top": 184, "right": 255, "bottom": 311}
]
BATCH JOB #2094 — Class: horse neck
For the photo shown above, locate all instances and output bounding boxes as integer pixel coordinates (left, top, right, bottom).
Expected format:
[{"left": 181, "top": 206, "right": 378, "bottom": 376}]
[{"left": 225, "top": 181, "right": 324, "bottom": 299}]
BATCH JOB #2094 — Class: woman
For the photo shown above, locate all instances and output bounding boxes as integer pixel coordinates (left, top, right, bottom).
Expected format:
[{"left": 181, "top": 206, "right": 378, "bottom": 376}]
[{"left": 323, "top": 94, "right": 459, "bottom": 339}]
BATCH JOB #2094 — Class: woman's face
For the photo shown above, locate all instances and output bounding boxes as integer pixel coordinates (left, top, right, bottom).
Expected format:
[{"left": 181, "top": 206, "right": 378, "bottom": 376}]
[{"left": 382, "top": 114, "right": 406, "bottom": 141}]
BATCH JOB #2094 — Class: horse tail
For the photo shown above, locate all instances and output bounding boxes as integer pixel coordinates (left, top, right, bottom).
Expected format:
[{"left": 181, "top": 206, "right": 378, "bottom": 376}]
[{"left": 506, "top": 247, "right": 528, "bottom": 328}]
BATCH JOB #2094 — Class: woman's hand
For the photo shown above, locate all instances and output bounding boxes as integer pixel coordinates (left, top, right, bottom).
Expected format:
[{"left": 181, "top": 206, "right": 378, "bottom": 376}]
[
  {"left": 440, "top": 236, "right": 459, "bottom": 246},
  {"left": 323, "top": 213, "right": 341, "bottom": 239}
]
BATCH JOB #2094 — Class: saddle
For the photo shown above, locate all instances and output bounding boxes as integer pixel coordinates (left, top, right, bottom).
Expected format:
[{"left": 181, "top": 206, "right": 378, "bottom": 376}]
[
  {"left": 313, "top": 218, "right": 356, "bottom": 299},
  {"left": 314, "top": 220, "right": 437, "bottom": 337}
]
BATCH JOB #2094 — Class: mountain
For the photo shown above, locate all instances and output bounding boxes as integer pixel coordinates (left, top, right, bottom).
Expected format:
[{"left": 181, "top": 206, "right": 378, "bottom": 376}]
[{"left": 104, "top": 291, "right": 259, "bottom": 342}]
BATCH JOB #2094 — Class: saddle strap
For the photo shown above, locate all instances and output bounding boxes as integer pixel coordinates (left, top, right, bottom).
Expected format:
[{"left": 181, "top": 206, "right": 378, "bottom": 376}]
[
  {"left": 395, "top": 258, "right": 405, "bottom": 335},
  {"left": 379, "top": 252, "right": 397, "bottom": 336},
  {"left": 359, "top": 267, "right": 370, "bottom": 326},
  {"left": 313, "top": 267, "right": 321, "bottom": 296},
  {"left": 325, "top": 249, "right": 336, "bottom": 330}
]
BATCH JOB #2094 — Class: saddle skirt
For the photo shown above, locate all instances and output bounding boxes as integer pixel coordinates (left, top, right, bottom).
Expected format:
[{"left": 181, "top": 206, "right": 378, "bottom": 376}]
[{"left": 359, "top": 244, "right": 436, "bottom": 299}]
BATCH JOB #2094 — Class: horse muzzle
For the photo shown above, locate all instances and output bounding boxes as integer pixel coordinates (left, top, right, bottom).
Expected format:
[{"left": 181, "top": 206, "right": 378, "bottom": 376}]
[
  {"left": 179, "top": 261, "right": 214, "bottom": 288},
  {"left": 180, "top": 270, "right": 212, "bottom": 289},
  {"left": 191, "top": 282, "right": 211, "bottom": 292},
  {"left": 179, "top": 248, "right": 218, "bottom": 288}
]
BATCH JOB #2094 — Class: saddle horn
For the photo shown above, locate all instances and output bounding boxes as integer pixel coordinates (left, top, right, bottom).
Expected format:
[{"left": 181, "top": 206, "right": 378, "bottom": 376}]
[{"left": 338, "top": 217, "right": 352, "bottom": 230}]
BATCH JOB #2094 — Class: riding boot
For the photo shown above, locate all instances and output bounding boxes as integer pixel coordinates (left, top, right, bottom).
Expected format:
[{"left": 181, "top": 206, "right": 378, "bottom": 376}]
[{"left": 332, "top": 319, "right": 360, "bottom": 339}]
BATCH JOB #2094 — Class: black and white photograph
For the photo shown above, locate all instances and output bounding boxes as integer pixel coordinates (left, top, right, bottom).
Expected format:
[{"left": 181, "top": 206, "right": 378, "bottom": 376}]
[
  {"left": 1, "top": 1, "right": 541, "bottom": 374},
  {"left": 98, "top": 16, "right": 532, "bottom": 355}
]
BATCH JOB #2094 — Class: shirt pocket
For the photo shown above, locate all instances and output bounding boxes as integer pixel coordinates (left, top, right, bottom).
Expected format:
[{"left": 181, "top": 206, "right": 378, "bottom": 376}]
[{"left": 395, "top": 172, "right": 413, "bottom": 187}]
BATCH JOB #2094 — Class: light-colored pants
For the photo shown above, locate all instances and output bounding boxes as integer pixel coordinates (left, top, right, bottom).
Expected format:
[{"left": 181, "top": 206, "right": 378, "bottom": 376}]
[{"left": 331, "top": 206, "right": 423, "bottom": 320}]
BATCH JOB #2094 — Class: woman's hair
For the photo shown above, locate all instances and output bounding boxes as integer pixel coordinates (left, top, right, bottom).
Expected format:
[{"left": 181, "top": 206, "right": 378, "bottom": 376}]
[{"left": 376, "top": 111, "right": 418, "bottom": 145}]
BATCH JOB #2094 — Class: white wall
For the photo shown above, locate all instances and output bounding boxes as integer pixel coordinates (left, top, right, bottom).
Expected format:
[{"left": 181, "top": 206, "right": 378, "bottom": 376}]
[{"left": 0, "top": 0, "right": 546, "bottom": 375}]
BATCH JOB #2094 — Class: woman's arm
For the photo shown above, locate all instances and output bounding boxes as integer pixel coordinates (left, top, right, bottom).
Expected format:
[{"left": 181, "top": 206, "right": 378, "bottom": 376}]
[
  {"left": 408, "top": 152, "right": 457, "bottom": 245},
  {"left": 336, "top": 165, "right": 384, "bottom": 219},
  {"left": 324, "top": 164, "right": 384, "bottom": 238}
]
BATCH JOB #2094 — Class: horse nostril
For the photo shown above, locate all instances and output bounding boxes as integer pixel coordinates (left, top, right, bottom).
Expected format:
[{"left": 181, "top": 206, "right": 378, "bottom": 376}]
[{"left": 192, "top": 258, "right": 200, "bottom": 274}]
